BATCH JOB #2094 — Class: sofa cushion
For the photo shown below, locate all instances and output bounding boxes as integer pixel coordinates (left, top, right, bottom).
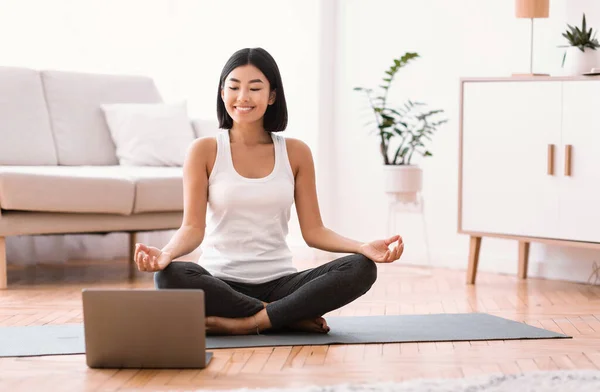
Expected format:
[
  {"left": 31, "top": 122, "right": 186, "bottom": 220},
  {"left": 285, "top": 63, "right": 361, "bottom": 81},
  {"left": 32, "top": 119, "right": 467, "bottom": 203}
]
[
  {"left": 0, "top": 67, "right": 57, "bottom": 165},
  {"left": 0, "top": 166, "right": 135, "bottom": 215},
  {"left": 101, "top": 102, "right": 195, "bottom": 166},
  {"left": 41, "top": 70, "right": 163, "bottom": 166},
  {"left": 120, "top": 167, "right": 184, "bottom": 213}
]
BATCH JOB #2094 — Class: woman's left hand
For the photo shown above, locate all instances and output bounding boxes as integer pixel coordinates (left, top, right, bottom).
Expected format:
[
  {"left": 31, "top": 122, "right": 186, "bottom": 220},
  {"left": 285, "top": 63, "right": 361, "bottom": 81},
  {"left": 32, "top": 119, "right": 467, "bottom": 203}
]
[{"left": 359, "top": 234, "right": 404, "bottom": 263}]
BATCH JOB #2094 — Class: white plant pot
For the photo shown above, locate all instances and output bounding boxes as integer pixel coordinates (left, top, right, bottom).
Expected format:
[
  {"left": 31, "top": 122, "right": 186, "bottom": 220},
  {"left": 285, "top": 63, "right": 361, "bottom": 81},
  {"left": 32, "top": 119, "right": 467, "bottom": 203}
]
[
  {"left": 562, "top": 47, "right": 600, "bottom": 75},
  {"left": 383, "top": 165, "right": 422, "bottom": 203}
]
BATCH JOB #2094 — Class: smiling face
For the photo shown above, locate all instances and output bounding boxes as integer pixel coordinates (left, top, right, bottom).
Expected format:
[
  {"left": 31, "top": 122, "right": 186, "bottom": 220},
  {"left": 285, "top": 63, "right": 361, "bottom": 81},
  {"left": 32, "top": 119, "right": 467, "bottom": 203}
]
[{"left": 220, "top": 64, "right": 276, "bottom": 128}]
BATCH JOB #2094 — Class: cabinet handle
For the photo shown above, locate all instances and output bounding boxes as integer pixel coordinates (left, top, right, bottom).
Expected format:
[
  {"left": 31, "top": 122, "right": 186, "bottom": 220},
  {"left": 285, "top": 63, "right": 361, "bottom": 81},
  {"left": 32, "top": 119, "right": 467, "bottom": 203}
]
[
  {"left": 564, "top": 144, "right": 572, "bottom": 176},
  {"left": 547, "top": 144, "right": 555, "bottom": 175}
]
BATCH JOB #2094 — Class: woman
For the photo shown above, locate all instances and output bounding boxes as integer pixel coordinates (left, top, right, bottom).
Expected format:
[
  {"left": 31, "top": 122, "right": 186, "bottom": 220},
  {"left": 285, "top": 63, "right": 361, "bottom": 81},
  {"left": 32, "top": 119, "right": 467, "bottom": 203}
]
[{"left": 134, "top": 47, "right": 404, "bottom": 336}]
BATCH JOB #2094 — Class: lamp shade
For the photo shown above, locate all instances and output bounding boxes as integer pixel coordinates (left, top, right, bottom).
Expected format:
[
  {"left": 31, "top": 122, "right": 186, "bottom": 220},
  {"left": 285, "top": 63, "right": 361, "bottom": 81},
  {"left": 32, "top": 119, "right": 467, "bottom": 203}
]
[{"left": 515, "top": 0, "right": 549, "bottom": 18}]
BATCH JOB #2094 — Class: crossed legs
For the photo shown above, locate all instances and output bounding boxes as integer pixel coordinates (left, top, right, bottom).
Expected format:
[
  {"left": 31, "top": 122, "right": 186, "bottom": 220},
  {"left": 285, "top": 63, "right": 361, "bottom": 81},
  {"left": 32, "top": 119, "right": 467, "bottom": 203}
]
[{"left": 154, "top": 254, "right": 377, "bottom": 335}]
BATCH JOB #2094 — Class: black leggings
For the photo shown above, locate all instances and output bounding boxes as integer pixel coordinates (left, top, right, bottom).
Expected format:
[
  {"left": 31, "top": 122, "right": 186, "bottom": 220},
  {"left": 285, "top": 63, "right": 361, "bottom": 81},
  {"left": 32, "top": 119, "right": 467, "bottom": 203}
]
[{"left": 154, "top": 253, "right": 377, "bottom": 329}]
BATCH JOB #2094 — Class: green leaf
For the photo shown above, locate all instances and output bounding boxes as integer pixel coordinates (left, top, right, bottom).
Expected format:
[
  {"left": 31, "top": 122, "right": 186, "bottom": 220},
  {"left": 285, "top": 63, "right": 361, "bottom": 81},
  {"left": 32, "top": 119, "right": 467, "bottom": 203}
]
[
  {"left": 561, "top": 13, "right": 599, "bottom": 48},
  {"left": 381, "top": 130, "right": 394, "bottom": 139},
  {"left": 352, "top": 51, "right": 447, "bottom": 164},
  {"left": 385, "top": 107, "right": 405, "bottom": 117}
]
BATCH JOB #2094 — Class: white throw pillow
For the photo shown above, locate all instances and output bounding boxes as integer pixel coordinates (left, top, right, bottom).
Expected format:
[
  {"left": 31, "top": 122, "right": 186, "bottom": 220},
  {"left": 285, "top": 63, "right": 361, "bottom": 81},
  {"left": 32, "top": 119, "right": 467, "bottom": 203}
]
[
  {"left": 191, "top": 117, "right": 220, "bottom": 138},
  {"left": 101, "top": 102, "right": 196, "bottom": 166}
]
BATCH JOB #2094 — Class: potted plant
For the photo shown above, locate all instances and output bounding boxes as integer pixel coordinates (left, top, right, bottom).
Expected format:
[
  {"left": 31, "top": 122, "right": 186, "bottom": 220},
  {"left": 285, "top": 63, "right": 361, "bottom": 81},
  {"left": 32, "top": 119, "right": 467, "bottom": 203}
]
[
  {"left": 354, "top": 52, "right": 447, "bottom": 203},
  {"left": 560, "top": 13, "right": 600, "bottom": 75}
]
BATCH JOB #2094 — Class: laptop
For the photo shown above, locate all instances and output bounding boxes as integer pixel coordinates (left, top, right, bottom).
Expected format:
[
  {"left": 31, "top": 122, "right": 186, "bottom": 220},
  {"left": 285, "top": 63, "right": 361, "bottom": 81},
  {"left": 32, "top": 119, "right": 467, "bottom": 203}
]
[{"left": 82, "top": 288, "right": 213, "bottom": 369}]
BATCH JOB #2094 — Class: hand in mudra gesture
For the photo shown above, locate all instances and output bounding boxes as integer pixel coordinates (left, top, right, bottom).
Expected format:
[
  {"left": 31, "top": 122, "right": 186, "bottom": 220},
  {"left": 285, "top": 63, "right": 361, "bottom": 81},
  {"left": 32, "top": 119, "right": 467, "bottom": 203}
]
[
  {"left": 359, "top": 234, "right": 404, "bottom": 263},
  {"left": 134, "top": 243, "right": 172, "bottom": 272}
]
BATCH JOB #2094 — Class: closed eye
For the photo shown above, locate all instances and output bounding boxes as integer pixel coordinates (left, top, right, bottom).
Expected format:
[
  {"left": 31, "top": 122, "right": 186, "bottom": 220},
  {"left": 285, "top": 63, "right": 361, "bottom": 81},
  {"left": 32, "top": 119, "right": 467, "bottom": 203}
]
[{"left": 228, "top": 87, "right": 262, "bottom": 91}]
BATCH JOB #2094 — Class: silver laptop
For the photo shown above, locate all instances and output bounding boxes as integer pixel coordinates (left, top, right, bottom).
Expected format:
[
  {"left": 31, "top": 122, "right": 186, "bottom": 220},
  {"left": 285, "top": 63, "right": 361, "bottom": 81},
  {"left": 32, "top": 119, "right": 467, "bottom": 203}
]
[{"left": 82, "top": 288, "right": 213, "bottom": 369}]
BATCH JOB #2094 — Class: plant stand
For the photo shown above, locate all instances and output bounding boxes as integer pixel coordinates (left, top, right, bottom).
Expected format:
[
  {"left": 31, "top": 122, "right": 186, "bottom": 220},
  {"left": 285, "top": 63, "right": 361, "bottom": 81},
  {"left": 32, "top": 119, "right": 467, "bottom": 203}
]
[{"left": 386, "top": 193, "right": 432, "bottom": 276}]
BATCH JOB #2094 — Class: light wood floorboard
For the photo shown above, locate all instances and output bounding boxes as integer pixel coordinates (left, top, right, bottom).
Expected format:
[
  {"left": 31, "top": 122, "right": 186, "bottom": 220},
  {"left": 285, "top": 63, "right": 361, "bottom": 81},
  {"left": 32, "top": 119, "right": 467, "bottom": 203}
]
[{"left": 1, "top": 258, "right": 600, "bottom": 391}]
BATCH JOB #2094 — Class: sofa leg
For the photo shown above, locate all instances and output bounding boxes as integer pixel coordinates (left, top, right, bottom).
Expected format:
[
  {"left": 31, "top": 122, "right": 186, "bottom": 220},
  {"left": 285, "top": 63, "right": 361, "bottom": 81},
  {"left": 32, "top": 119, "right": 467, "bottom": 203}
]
[
  {"left": 128, "top": 232, "right": 137, "bottom": 282},
  {"left": 0, "top": 237, "right": 6, "bottom": 289}
]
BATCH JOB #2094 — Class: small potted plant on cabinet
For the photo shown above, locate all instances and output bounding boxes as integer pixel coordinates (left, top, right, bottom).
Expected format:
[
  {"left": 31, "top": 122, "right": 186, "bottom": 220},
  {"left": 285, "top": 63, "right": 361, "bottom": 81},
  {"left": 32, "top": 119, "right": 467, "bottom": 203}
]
[
  {"left": 560, "top": 13, "right": 600, "bottom": 75},
  {"left": 354, "top": 52, "right": 447, "bottom": 203}
]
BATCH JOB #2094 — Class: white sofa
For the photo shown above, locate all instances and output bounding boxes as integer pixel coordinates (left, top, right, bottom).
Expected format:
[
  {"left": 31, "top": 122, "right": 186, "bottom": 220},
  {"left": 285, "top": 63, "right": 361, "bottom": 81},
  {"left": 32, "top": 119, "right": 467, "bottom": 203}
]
[{"left": 0, "top": 66, "right": 216, "bottom": 289}]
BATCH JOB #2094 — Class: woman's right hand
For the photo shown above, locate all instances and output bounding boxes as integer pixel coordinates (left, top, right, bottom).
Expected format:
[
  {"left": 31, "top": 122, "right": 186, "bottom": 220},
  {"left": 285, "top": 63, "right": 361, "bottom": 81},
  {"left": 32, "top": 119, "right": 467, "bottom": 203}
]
[{"left": 134, "top": 243, "right": 172, "bottom": 272}]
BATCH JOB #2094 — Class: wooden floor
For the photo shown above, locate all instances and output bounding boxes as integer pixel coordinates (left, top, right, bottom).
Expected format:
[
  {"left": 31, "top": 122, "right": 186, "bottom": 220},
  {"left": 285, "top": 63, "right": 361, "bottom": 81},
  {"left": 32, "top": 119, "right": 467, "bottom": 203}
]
[{"left": 1, "top": 258, "right": 600, "bottom": 391}]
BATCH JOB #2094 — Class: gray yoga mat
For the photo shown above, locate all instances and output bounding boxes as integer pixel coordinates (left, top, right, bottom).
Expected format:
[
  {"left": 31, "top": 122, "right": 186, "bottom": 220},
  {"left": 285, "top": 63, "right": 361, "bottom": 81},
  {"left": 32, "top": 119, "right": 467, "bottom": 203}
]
[{"left": 0, "top": 313, "right": 568, "bottom": 357}]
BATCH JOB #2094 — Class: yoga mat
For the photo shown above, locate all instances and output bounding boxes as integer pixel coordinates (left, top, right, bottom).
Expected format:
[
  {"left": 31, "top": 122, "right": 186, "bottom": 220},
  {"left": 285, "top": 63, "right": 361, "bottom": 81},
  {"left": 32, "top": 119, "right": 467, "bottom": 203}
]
[{"left": 0, "top": 313, "right": 569, "bottom": 357}]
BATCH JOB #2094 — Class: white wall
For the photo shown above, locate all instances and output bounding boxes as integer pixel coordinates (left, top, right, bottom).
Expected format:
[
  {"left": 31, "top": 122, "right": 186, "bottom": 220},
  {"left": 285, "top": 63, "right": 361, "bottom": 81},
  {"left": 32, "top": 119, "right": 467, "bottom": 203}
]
[
  {"left": 326, "top": 0, "right": 600, "bottom": 284},
  {"left": 2, "top": 0, "right": 321, "bottom": 264},
  {"left": 565, "top": 1, "right": 600, "bottom": 29},
  {"left": 4, "top": 0, "right": 600, "bottom": 284}
]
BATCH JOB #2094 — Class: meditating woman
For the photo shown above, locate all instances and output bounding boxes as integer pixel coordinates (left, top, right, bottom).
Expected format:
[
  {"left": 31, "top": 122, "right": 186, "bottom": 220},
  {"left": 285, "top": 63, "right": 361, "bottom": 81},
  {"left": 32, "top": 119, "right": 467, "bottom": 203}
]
[{"left": 133, "top": 47, "right": 404, "bottom": 335}]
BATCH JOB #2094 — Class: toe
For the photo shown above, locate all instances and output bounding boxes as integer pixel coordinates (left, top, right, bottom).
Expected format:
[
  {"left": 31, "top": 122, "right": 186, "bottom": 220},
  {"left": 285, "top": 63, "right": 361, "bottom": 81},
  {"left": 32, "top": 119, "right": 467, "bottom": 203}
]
[{"left": 317, "top": 317, "right": 330, "bottom": 332}]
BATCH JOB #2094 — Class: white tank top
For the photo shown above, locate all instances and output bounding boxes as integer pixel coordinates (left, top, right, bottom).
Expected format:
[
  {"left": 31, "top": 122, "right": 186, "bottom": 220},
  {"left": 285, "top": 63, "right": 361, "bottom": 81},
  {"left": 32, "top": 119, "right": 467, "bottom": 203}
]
[{"left": 199, "top": 130, "right": 298, "bottom": 284}]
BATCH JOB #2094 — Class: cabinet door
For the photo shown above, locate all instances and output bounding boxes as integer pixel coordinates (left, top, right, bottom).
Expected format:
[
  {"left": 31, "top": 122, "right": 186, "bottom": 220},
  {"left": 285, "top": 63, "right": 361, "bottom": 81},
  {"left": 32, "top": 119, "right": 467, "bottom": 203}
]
[
  {"left": 461, "top": 81, "right": 561, "bottom": 238},
  {"left": 559, "top": 80, "right": 600, "bottom": 242}
]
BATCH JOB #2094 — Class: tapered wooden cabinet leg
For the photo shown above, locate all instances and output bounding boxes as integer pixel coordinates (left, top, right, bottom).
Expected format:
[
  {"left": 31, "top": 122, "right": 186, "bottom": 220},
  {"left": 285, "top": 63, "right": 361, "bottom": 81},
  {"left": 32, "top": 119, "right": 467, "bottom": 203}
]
[
  {"left": 518, "top": 241, "right": 530, "bottom": 280},
  {"left": 467, "top": 236, "right": 482, "bottom": 284},
  {"left": 128, "top": 232, "right": 138, "bottom": 281},
  {"left": 0, "top": 237, "right": 6, "bottom": 289}
]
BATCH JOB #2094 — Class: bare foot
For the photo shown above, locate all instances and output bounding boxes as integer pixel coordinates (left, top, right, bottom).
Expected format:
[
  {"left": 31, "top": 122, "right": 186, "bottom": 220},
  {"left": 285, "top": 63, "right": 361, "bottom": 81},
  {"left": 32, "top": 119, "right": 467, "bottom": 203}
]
[
  {"left": 262, "top": 301, "right": 329, "bottom": 334},
  {"left": 206, "top": 308, "right": 272, "bottom": 335},
  {"left": 287, "top": 317, "right": 330, "bottom": 334},
  {"left": 206, "top": 316, "right": 255, "bottom": 335}
]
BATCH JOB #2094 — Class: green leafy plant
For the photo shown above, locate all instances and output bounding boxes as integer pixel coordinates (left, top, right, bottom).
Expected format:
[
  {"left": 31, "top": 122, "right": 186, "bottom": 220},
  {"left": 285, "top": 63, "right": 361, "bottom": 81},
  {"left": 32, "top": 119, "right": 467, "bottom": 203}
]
[
  {"left": 560, "top": 13, "right": 599, "bottom": 66},
  {"left": 354, "top": 52, "right": 447, "bottom": 166}
]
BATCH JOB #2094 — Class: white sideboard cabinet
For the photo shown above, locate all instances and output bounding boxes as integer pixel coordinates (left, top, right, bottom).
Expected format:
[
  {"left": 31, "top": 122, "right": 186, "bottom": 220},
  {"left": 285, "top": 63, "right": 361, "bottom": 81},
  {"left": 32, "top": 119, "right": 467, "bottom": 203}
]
[{"left": 459, "top": 76, "right": 600, "bottom": 284}]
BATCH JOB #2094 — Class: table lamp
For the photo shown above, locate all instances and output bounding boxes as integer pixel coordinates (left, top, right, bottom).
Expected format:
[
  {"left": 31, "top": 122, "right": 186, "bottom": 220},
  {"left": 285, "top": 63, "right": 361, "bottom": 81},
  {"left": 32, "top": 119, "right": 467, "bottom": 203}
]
[{"left": 515, "top": 0, "right": 550, "bottom": 76}]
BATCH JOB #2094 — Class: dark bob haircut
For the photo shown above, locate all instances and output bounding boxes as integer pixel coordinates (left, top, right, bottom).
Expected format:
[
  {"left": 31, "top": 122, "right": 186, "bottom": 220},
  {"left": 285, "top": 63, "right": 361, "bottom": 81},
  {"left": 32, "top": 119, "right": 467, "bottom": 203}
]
[{"left": 217, "top": 47, "right": 288, "bottom": 133}]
